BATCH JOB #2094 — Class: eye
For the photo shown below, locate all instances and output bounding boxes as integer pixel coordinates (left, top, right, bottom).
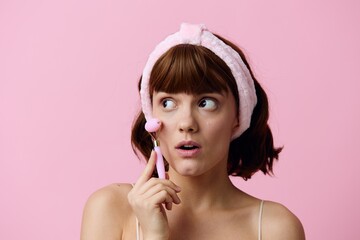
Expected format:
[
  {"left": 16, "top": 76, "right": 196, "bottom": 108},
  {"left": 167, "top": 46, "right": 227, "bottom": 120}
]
[
  {"left": 162, "top": 99, "right": 176, "bottom": 110},
  {"left": 198, "top": 98, "right": 217, "bottom": 110}
]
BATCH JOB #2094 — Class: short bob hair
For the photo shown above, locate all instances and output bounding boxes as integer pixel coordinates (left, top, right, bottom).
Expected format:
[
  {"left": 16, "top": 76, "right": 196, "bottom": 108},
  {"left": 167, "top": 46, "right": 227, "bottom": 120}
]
[{"left": 131, "top": 34, "right": 282, "bottom": 180}]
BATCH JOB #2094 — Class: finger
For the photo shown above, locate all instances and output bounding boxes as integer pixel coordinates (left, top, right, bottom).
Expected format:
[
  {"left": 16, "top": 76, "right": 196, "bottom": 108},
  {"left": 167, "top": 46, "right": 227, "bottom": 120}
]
[
  {"left": 147, "top": 190, "right": 174, "bottom": 207},
  {"left": 138, "top": 177, "right": 181, "bottom": 195},
  {"left": 165, "top": 202, "right": 172, "bottom": 210},
  {"left": 136, "top": 150, "right": 157, "bottom": 186},
  {"left": 140, "top": 183, "right": 181, "bottom": 204}
]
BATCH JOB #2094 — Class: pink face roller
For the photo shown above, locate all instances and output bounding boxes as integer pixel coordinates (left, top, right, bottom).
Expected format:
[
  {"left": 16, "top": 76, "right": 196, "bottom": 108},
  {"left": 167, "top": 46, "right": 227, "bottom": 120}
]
[{"left": 145, "top": 118, "right": 166, "bottom": 179}]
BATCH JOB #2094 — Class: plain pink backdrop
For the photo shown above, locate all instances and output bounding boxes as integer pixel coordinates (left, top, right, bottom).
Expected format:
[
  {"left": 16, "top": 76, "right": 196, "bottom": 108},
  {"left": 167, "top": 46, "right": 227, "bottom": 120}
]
[{"left": 1, "top": 0, "right": 359, "bottom": 239}]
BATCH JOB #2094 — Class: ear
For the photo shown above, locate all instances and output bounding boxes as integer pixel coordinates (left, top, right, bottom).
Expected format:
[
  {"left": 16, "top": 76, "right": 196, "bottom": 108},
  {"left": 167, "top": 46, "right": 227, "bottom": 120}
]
[{"left": 231, "top": 118, "right": 240, "bottom": 135}]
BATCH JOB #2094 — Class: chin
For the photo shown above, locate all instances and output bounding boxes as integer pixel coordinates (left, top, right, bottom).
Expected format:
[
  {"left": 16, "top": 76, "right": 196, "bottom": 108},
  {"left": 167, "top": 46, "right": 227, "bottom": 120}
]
[
  {"left": 171, "top": 165, "right": 204, "bottom": 177},
  {"left": 166, "top": 155, "right": 205, "bottom": 176}
]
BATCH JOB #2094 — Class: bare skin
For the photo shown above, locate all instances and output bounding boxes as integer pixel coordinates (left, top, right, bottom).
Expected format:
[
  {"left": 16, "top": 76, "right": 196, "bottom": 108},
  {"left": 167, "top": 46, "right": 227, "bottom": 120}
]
[
  {"left": 81, "top": 153, "right": 305, "bottom": 240},
  {"left": 81, "top": 92, "right": 305, "bottom": 240}
]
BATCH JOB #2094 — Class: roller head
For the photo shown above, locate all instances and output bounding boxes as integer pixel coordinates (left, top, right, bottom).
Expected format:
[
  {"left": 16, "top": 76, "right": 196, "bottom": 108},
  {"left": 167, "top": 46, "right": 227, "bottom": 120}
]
[{"left": 145, "top": 118, "right": 161, "bottom": 132}]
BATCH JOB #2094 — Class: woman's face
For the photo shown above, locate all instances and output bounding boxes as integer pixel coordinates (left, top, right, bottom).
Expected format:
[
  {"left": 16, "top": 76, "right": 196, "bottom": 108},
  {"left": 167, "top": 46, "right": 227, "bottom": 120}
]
[{"left": 152, "top": 90, "right": 238, "bottom": 177}]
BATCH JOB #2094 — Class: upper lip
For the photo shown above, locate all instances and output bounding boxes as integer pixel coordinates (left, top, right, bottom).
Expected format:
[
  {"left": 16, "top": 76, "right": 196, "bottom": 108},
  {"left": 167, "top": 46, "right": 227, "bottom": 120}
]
[{"left": 175, "top": 140, "right": 201, "bottom": 149}]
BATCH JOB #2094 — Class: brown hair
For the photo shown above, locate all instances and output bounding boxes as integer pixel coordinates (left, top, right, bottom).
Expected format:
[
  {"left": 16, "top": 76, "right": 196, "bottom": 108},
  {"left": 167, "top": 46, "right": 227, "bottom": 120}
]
[{"left": 131, "top": 34, "right": 282, "bottom": 180}]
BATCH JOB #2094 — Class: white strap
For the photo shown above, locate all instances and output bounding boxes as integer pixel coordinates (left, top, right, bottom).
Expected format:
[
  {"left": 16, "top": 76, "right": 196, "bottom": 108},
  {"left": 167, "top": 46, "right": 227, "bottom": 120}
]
[
  {"left": 136, "top": 216, "right": 140, "bottom": 240},
  {"left": 258, "top": 200, "right": 264, "bottom": 240},
  {"left": 131, "top": 183, "right": 141, "bottom": 240}
]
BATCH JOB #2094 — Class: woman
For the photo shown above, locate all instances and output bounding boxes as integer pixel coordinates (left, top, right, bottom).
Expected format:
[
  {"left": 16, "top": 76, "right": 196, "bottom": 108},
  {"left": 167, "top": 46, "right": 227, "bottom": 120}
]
[{"left": 81, "top": 23, "right": 305, "bottom": 240}]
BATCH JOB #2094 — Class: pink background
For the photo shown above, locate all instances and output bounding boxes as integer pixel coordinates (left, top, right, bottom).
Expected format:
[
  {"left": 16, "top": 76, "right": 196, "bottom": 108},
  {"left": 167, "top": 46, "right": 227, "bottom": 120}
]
[{"left": 1, "top": 0, "right": 359, "bottom": 239}]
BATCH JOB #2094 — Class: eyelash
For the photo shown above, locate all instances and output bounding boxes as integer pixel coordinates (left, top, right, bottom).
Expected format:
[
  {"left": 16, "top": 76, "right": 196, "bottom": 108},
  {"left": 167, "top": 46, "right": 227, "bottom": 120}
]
[
  {"left": 159, "top": 96, "right": 219, "bottom": 110},
  {"left": 198, "top": 98, "right": 218, "bottom": 110},
  {"left": 161, "top": 98, "right": 176, "bottom": 109}
]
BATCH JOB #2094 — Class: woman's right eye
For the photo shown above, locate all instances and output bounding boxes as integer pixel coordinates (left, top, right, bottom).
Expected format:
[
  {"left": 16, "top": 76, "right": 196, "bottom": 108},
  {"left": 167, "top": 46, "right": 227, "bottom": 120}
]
[{"left": 162, "top": 99, "right": 176, "bottom": 109}]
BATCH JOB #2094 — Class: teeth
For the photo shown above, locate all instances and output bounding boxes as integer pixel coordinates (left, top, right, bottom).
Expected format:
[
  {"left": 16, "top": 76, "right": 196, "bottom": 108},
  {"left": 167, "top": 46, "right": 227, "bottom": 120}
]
[{"left": 180, "top": 145, "right": 198, "bottom": 150}]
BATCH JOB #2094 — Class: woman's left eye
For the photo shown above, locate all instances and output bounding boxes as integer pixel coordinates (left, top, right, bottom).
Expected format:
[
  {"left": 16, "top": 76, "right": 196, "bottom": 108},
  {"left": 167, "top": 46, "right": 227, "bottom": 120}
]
[
  {"left": 162, "top": 99, "right": 176, "bottom": 109},
  {"left": 198, "top": 98, "right": 217, "bottom": 110}
]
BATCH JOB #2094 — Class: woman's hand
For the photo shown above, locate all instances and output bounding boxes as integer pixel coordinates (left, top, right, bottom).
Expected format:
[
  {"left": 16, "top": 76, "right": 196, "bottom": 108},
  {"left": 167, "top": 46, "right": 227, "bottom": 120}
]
[{"left": 127, "top": 151, "right": 181, "bottom": 240}]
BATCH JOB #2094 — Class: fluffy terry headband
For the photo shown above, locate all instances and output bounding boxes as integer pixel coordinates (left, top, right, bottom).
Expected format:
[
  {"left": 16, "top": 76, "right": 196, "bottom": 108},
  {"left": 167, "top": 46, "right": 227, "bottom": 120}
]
[{"left": 140, "top": 23, "right": 257, "bottom": 139}]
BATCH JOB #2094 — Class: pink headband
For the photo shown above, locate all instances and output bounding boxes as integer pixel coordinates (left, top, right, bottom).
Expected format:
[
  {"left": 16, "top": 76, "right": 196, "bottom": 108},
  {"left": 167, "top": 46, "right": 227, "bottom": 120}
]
[{"left": 140, "top": 23, "right": 257, "bottom": 139}]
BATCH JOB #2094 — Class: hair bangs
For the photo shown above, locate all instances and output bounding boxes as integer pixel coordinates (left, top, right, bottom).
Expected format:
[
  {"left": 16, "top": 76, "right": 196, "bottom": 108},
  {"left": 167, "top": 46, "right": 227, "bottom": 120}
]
[{"left": 149, "top": 44, "right": 234, "bottom": 96}]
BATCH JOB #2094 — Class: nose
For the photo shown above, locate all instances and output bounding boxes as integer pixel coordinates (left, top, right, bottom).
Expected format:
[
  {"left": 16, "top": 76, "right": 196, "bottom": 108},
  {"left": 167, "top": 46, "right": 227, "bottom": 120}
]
[{"left": 178, "top": 108, "right": 199, "bottom": 133}]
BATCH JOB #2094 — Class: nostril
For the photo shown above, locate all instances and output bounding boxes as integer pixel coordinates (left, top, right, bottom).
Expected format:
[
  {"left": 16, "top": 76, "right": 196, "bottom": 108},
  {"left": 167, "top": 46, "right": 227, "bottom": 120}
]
[
  {"left": 180, "top": 127, "right": 194, "bottom": 132},
  {"left": 178, "top": 120, "right": 198, "bottom": 133}
]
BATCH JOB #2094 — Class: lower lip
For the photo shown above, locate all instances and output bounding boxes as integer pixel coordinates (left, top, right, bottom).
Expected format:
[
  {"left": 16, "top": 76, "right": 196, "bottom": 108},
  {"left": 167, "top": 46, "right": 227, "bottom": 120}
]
[{"left": 176, "top": 148, "right": 201, "bottom": 158}]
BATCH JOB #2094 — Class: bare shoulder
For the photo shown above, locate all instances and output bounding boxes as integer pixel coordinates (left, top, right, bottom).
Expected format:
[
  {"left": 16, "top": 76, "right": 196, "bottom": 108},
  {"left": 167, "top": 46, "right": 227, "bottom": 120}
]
[
  {"left": 80, "top": 183, "right": 133, "bottom": 240},
  {"left": 262, "top": 201, "right": 305, "bottom": 240}
]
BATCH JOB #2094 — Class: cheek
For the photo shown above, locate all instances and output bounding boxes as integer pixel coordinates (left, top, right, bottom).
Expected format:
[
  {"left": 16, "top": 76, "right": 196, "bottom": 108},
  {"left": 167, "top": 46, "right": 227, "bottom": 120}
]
[
  {"left": 156, "top": 126, "right": 173, "bottom": 162},
  {"left": 156, "top": 120, "right": 176, "bottom": 145},
  {"left": 204, "top": 116, "right": 234, "bottom": 139}
]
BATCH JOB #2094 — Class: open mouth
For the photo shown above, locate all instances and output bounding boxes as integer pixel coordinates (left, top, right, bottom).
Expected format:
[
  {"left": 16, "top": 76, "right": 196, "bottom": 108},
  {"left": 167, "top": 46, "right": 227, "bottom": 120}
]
[
  {"left": 179, "top": 145, "right": 199, "bottom": 150},
  {"left": 176, "top": 142, "right": 201, "bottom": 157}
]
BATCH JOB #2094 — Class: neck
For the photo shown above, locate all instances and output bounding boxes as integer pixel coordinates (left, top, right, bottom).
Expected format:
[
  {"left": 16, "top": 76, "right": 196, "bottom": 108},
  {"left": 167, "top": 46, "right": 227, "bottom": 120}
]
[{"left": 168, "top": 165, "right": 238, "bottom": 212}]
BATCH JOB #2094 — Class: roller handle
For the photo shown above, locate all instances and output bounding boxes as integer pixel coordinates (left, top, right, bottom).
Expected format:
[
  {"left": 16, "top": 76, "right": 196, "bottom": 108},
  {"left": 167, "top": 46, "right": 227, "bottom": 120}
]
[{"left": 154, "top": 146, "right": 165, "bottom": 179}]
